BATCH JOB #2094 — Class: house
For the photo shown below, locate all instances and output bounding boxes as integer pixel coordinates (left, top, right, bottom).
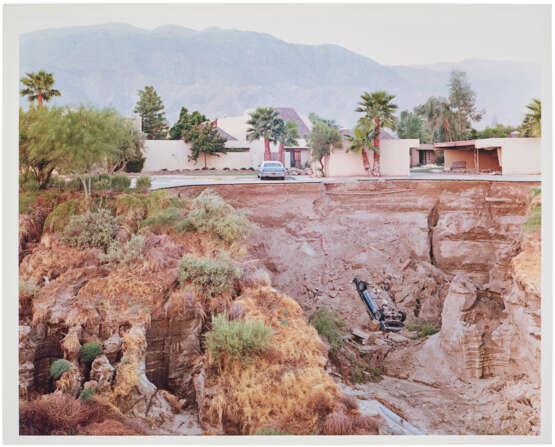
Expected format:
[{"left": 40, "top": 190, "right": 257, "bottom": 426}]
[
  {"left": 324, "top": 128, "right": 415, "bottom": 177},
  {"left": 410, "top": 144, "right": 438, "bottom": 167},
  {"left": 217, "top": 107, "right": 312, "bottom": 168},
  {"left": 435, "top": 138, "right": 541, "bottom": 175}
]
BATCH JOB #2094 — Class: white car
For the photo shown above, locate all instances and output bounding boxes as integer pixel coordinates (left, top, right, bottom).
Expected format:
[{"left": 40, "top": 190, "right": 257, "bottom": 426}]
[{"left": 257, "top": 161, "right": 286, "bottom": 180}]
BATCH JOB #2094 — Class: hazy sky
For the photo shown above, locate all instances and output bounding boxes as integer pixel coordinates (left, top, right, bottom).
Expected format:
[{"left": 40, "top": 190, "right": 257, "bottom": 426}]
[{"left": 13, "top": 3, "right": 550, "bottom": 66}]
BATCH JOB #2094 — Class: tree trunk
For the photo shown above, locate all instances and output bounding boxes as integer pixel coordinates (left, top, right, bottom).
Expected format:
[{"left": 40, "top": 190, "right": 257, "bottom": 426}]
[
  {"left": 264, "top": 138, "right": 271, "bottom": 161},
  {"left": 278, "top": 143, "right": 284, "bottom": 165},
  {"left": 361, "top": 150, "right": 371, "bottom": 172},
  {"left": 319, "top": 157, "right": 325, "bottom": 177},
  {"left": 372, "top": 118, "right": 381, "bottom": 177},
  {"left": 204, "top": 153, "right": 207, "bottom": 169},
  {"left": 37, "top": 92, "right": 43, "bottom": 107}
]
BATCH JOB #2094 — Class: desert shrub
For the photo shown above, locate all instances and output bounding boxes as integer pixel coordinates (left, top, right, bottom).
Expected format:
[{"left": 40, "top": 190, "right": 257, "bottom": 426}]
[
  {"left": 50, "top": 359, "right": 72, "bottom": 380},
  {"left": 524, "top": 187, "right": 541, "bottom": 233},
  {"left": 351, "top": 365, "right": 383, "bottom": 384},
  {"left": 179, "top": 189, "right": 253, "bottom": 243},
  {"left": 103, "top": 235, "right": 145, "bottom": 266},
  {"left": 93, "top": 176, "right": 111, "bottom": 192},
  {"left": 320, "top": 411, "right": 353, "bottom": 435},
  {"left": 79, "top": 388, "right": 96, "bottom": 402},
  {"left": 254, "top": 427, "right": 289, "bottom": 435},
  {"left": 80, "top": 341, "right": 103, "bottom": 364},
  {"left": 135, "top": 176, "right": 151, "bottom": 192},
  {"left": 205, "top": 312, "right": 274, "bottom": 363},
  {"left": 60, "top": 209, "right": 119, "bottom": 251},
  {"left": 113, "top": 194, "right": 147, "bottom": 223},
  {"left": 351, "top": 414, "right": 380, "bottom": 434},
  {"left": 178, "top": 253, "right": 240, "bottom": 298},
  {"left": 406, "top": 321, "right": 440, "bottom": 339},
  {"left": 140, "top": 206, "right": 182, "bottom": 233},
  {"left": 143, "top": 190, "right": 184, "bottom": 216},
  {"left": 43, "top": 198, "right": 86, "bottom": 233},
  {"left": 309, "top": 306, "right": 346, "bottom": 356},
  {"left": 110, "top": 174, "right": 131, "bottom": 192},
  {"left": 338, "top": 394, "right": 359, "bottom": 411},
  {"left": 20, "top": 278, "right": 40, "bottom": 298},
  {"left": 125, "top": 157, "right": 145, "bottom": 173}
]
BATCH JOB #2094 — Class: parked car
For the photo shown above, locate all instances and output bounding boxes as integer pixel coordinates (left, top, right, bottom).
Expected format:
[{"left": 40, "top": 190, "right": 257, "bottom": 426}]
[{"left": 257, "top": 161, "right": 286, "bottom": 180}]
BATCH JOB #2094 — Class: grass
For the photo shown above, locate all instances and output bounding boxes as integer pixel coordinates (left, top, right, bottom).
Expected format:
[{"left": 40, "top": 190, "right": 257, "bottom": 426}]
[
  {"left": 309, "top": 306, "right": 346, "bottom": 356},
  {"left": 204, "top": 312, "right": 275, "bottom": 364},
  {"left": 19, "top": 191, "right": 38, "bottom": 214},
  {"left": 406, "top": 321, "right": 440, "bottom": 339},
  {"left": 523, "top": 186, "right": 541, "bottom": 233}
]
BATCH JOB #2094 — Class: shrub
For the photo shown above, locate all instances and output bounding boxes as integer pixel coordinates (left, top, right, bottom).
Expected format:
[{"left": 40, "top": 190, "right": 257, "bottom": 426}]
[
  {"left": 80, "top": 341, "right": 103, "bottom": 364},
  {"left": 179, "top": 189, "right": 253, "bottom": 243},
  {"left": 64, "top": 177, "right": 84, "bottom": 191},
  {"left": 125, "top": 157, "right": 145, "bottom": 173},
  {"left": 406, "top": 321, "right": 440, "bottom": 339},
  {"left": 135, "top": 176, "right": 151, "bottom": 192},
  {"left": 50, "top": 359, "right": 72, "bottom": 380},
  {"left": 351, "top": 366, "right": 383, "bottom": 384},
  {"left": 93, "top": 177, "right": 111, "bottom": 192},
  {"left": 60, "top": 209, "right": 119, "bottom": 251},
  {"left": 113, "top": 194, "right": 147, "bottom": 224},
  {"left": 205, "top": 312, "right": 274, "bottom": 363},
  {"left": 48, "top": 176, "right": 66, "bottom": 191},
  {"left": 79, "top": 388, "right": 96, "bottom": 402},
  {"left": 140, "top": 206, "right": 182, "bottom": 233},
  {"left": 309, "top": 306, "right": 346, "bottom": 355},
  {"left": 43, "top": 198, "right": 86, "bottom": 233},
  {"left": 20, "top": 176, "right": 40, "bottom": 192},
  {"left": 320, "top": 411, "right": 353, "bottom": 435},
  {"left": 178, "top": 253, "right": 240, "bottom": 298},
  {"left": 110, "top": 174, "right": 131, "bottom": 192},
  {"left": 254, "top": 427, "right": 289, "bottom": 435},
  {"left": 144, "top": 190, "right": 184, "bottom": 216},
  {"left": 103, "top": 235, "right": 145, "bottom": 266},
  {"left": 523, "top": 188, "right": 541, "bottom": 233}
]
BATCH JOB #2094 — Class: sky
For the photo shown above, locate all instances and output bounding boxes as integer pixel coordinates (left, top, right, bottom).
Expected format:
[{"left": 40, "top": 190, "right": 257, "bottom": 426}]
[{"left": 13, "top": 3, "right": 550, "bottom": 66}]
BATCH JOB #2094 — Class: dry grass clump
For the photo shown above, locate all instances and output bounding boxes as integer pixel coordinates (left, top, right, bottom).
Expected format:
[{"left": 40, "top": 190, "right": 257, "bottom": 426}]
[
  {"left": 321, "top": 410, "right": 353, "bottom": 435},
  {"left": 43, "top": 198, "right": 87, "bottom": 233},
  {"left": 76, "top": 419, "right": 141, "bottom": 435},
  {"left": 113, "top": 194, "right": 147, "bottom": 227},
  {"left": 201, "top": 286, "right": 340, "bottom": 435},
  {"left": 178, "top": 253, "right": 240, "bottom": 298},
  {"left": 320, "top": 401, "right": 380, "bottom": 435},
  {"left": 178, "top": 189, "right": 254, "bottom": 244}
]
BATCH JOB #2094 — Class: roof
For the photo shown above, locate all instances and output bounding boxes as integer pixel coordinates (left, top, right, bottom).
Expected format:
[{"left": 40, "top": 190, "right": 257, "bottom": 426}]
[
  {"left": 411, "top": 144, "right": 434, "bottom": 150},
  {"left": 273, "top": 107, "right": 311, "bottom": 138},
  {"left": 214, "top": 126, "right": 237, "bottom": 141},
  {"left": 339, "top": 128, "right": 395, "bottom": 140}
]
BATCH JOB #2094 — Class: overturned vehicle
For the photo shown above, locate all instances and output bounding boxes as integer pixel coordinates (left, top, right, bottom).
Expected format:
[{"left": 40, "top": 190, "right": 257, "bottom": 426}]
[{"left": 353, "top": 277, "right": 406, "bottom": 332}]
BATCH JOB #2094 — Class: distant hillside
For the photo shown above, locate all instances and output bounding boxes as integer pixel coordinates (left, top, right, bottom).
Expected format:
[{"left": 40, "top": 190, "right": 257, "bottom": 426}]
[{"left": 20, "top": 23, "right": 541, "bottom": 128}]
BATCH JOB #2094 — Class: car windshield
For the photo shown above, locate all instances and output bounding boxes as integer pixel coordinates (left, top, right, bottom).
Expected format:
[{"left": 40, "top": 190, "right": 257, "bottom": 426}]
[{"left": 263, "top": 162, "right": 282, "bottom": 168}]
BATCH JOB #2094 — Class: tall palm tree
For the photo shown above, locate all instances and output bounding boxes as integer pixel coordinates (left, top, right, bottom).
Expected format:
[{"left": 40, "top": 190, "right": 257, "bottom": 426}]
[
  {"left": 20, "top": 71, "right": 61, "bottom": 106},
  {"left": 346, "top": 119, "right": 376, "bottom": 169},
  {"left": 276, "top": 120, "right": 299, "bottom": 165},
  {"left": 520, "top": 98, "right": 541, "bottom": 137},
  {"left": 246, "top": 107, "right": 282, "bottom": 161},
  {"left": 415, "top": 97, "right": 455, "bottom": 142},
  {"left": 355, "top": 91, "right": 398, "bottom": 176}
]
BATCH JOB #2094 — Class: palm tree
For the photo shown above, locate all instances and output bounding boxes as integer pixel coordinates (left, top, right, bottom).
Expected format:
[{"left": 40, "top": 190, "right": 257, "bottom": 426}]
[
  {"left": 276, "top": 120, "right": 299, "bottom": 165},
  {"left": 520, "top": 98, "right": 541, "bottom": 137},
  {"left": 415, "top": 97, "right": 455, "bottom": 142},
  {"left": 346, "top": 119, "right": 377, "bottom": 170},
  {"left": 20, "top": 71, "right": 61, "bottom": 106},
  {"left": 246, "top": 107, "right": 282, "bottom": 161},
  {"left": 355, "top": 91, "right": 398, "bottom": 176}
]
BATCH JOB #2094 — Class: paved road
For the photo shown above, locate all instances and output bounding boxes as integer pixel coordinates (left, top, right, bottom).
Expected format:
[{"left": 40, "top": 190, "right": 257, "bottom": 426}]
[{"left": 132, "top": 173, "right": 541, "bottom": 190}]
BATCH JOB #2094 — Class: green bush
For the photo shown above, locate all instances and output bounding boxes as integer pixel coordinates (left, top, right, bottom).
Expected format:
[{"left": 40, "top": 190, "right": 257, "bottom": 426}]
[
  {"left": 178, "top": 253, "right": 240, "bottom": 298},
  {"left": 205, "top": 313, "right": 274, "bottom": 363},
  {"left": 43, "top": 198, "right": 86, "bottom": 233},
  {"left": 309, "top": 306, "right": 346, "bottom": 356},
  {"left": 93, "top": 177, "right": 111, "bottom": 192},
  {"left": 79, "top": 388, "right": 96, "bottom": 402},
  {"left": 406, "top": 321, "right": 440, "bottom": 339},
  {"left": 80, "top": 342, "right": 103, "bottom": 364},
  {"left": 110, "top": 174, "right": 131, "bottom": 192},
  {"left": 60, "top": 209, "right": 119, "bottom": 251},
  {"left": 179, "top": 190, "right": 253, "bottom": 243},
  {"left": 103, "top": 234, "right": 145, "bottom": 266},
  {"left": 140, "top": 206, "right": 182, "bottom": 232},
  {"left": 50, "top": 359, "right": 72, "bottom": 380},
  {"left": 125, "top": 157, "right": 145, "bottom": 173},
  {"left": 135, "top": 176, "right": 152, "bottom": 192},
  {"left": 144, "top": 190, "right": 184, "bottom": 216}
]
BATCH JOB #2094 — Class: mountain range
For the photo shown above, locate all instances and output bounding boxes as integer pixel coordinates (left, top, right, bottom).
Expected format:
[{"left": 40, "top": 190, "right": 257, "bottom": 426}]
[{"left": 20, "top": 23, "right": 541, "bottom": 129}]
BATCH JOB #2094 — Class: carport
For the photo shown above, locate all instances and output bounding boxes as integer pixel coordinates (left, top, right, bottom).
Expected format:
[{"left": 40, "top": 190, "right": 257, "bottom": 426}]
[{"left": 435, "top": 140, "right": 501, "bottom": 172}]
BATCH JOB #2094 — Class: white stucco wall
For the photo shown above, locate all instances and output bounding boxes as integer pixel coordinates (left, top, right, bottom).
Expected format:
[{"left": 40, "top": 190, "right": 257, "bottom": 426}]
[
  {"left": 142, "top": 140, "right": 252, "bottom": 171},
  {"left": 380, "top": 139, "right": 416, "bottom": 177},
  {"left": 327, "top": 147, "right": 369, "bottom": 177},
  {"left": 475, "top": 138, "right": 541, "bottom": 175}
]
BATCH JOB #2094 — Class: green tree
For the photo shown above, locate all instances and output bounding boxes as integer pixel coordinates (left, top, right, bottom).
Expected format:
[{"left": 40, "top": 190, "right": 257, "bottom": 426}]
[
  {"left": 188, "top": 124, "right": 228, "bottom": 168},
  {"left": 415, "top": 97, "right": 455, "bottom": 143},
  {"left": 169, "top": 107, "right": 208, "bottom": 140},
  {"left": 470, "top": 123, "right": 517, "bottom": 139},
  {"left": 133, "top": 86, "right": 168, "bottom": 140},
  {"left": 19, "top": 71, "right": 61, "bottom": 107},
  {"left": 19, "top": 106, "right": 66, "bottom": 188},
  {"left": 275, "top": 120, "right": 299, "bottom": 165},
  {"left": 345, "top": 119, "right": 377, "bottom": 171},
  {"left": 59, "top": 106, "right": 129, "bottom": 199},
  {"left": 397, "top": 110, "right": 432, "bottom": 143},
  {"left": 448, "top": 70, "right": 482, "bottom": 140},
  {"left": 520, "top": 98, "right": 541, "bottom": 137},
  {"left": 104, "top": 118, "right": 145, "bottom": 174},
  {"left": 355, "top": 91, "right": 398, "bottom": 176},
  {"left": 307, "top": 113, "right": 342, "bottom": 176},
  {"left": 246, "top": 107, "right": 283, "bottom": 161}
]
